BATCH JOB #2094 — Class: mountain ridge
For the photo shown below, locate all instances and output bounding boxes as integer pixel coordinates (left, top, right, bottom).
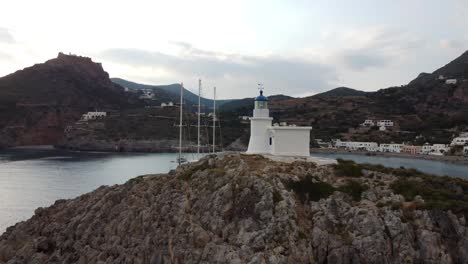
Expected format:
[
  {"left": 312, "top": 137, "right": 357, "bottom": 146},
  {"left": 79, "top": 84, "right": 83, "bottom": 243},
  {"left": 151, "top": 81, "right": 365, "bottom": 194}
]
[{"left": 0, "top": 53, "right": 140, "bottom": 147}]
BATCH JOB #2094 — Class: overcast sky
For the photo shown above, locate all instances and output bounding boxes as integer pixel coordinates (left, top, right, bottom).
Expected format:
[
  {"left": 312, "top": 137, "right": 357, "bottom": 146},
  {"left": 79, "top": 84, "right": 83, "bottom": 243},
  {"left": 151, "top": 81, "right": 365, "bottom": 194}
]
[{"left": 0, "top": 0, "right": 467, "bottom": 99}]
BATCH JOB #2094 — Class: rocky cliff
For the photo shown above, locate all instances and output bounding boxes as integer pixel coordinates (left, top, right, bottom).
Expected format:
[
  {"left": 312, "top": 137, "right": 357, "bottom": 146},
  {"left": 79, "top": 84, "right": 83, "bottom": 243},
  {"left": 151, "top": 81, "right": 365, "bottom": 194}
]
[
  {"left": 0, "top": 154, "right": 467, "bottom": 263},
  {"left": 0, "top": 53, "right": 140, "bottom": 148}
]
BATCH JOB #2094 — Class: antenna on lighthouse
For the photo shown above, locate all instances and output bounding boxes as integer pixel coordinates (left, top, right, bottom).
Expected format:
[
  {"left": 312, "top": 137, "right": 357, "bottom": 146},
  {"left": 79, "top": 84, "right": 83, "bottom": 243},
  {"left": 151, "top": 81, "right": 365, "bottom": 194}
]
[{"left": 257, "top": 83, "right": 264, "bottom": 93}]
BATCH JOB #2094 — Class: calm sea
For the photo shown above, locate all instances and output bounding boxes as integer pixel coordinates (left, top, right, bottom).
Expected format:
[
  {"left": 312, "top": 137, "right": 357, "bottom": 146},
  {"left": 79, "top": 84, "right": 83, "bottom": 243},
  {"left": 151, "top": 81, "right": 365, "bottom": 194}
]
[{"left": 0, "top": 146, "right": 201, "bottom": 233}]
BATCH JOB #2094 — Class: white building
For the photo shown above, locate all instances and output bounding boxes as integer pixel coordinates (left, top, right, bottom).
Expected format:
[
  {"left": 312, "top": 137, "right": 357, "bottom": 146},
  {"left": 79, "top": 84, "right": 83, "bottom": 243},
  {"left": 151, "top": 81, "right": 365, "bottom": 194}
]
[
  {"left": 361, "top": 119, "right": 375, "bottom": 127},
  {"left": 379, "top": 144, "right": 402, "bottom": 153},
  {"left": 446, "top": 79, "right": 457, "bottom": 85},
  {"left": 246, "top": 90, "right": 312, "bottom": 157},
  {"left": 161, "top": 102, "right": 174, "bottom": 108},
  {"left": 422, "top": 143, "right": 449, "bottom": 155},
  {"left": 431, "top": 144, "right": 449, "bottom": 155},
  {"left": 81, "top": 111, "right": 107, "bottom": 121},
  {"left": 376, "top": 120, "right": 394, "bottom": 127},
  {"left": 139, "top": 90, "right": 154, "bottom": 99},
  {"left": 450, "top": 133, "right": 468, "bottom": 146},
  {"left": 335, "top": 140, "right": 378, "bottom": 152}
]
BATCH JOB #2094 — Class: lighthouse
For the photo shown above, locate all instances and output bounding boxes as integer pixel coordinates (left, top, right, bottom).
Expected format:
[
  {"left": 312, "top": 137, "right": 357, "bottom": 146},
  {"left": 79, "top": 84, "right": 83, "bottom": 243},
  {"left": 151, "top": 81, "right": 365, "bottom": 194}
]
[
  {"left": 246, "top": 88, "right": 312, "bottom": 157},
  {"left": 246, "top": 89, "right": 273, "bottom": 154}
]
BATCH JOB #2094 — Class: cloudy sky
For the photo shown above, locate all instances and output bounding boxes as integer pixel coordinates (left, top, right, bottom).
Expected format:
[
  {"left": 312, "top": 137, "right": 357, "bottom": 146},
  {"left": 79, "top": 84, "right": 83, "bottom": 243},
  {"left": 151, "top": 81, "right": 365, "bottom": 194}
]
[{"left": 0, "top": 0, "right": 467, "bottom": 98}]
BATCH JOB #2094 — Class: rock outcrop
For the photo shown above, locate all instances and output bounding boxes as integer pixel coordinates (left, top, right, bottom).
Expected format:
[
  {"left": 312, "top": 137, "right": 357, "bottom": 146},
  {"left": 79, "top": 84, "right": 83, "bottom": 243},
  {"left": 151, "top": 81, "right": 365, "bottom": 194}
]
[
  {"left": 0, "top": 154, "right": 467, "bottom": 263},
  {"left": 0, "top": 53, "right": 140, "bottom": 147}
]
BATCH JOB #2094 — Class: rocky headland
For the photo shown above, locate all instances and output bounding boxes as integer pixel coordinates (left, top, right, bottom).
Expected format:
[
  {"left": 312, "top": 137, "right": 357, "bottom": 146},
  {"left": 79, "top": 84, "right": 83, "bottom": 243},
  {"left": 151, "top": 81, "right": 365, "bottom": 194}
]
[{"left": 1, "top": 154, "right": 467, "bottom": 263}]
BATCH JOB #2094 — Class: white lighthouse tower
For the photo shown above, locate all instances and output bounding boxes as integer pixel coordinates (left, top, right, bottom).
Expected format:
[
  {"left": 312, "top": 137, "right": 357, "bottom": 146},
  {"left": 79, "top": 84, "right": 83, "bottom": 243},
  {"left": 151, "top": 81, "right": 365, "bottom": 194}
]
[
  {"left": 246, "top": 87, "right": 312, "bottom": 157},
  {"left": 246, "top": 89, "right": 273, "bottom": 154}
]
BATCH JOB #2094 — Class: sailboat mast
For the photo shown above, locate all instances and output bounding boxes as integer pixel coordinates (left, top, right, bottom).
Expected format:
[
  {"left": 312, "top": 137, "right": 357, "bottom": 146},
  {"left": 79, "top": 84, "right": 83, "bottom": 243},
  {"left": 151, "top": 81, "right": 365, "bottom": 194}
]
[
  {"left": 212, "top": 87, "right": 216, "bottom": 153},
  {"left": 178, "top": 82, "right": 184, "bottom": 165},
  {"left": 197, "top": 79, "right": 201, "bottom": 156}
]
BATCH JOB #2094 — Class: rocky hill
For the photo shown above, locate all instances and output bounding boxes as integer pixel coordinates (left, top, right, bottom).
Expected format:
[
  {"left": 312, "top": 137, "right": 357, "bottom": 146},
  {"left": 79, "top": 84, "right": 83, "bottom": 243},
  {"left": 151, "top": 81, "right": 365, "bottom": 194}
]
[
  {"left": 312, "top": 87, "right": 367, "bottom": 98},
  {"left": 0, "top": 53, "right": 140, "bottom": 148},
  {"left": 1, "top": 154, "right": 467, "bottom": 263}
]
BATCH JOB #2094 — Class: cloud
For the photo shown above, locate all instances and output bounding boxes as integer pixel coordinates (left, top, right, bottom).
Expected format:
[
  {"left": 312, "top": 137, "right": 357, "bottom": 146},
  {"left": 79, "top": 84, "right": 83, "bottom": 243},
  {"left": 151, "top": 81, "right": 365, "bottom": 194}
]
[
  {"left": 317, "top": 27, "right": 425, "bottom": 71},
  {"left": 99, "top": 45, "right": 337, "bottom": 97},
  {"left": 0, "top": 51, "right": 12, "bottom": 60},
  {"left": 0, "top": 28, "right": 14, "bottom": 43},
  {"left": 439, "top": 39, "right": 464, "bottom": 50}
]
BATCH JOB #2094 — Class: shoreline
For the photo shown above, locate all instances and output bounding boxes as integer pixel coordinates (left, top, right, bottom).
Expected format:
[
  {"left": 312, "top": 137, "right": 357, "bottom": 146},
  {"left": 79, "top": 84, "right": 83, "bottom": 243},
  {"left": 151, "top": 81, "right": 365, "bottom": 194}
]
[{"left": 311, "top": 148, "right": 468, "bottom": 165}]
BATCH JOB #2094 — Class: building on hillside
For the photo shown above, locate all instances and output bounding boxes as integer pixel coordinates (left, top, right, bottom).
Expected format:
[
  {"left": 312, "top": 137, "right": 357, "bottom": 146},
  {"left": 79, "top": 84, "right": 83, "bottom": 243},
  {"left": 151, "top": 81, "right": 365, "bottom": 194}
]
[
  {"left": 379, "top": 126, "right": 387, "bottom": 131},
  {"left": 361, "top": 119, "right": 375, "bottom": 127},
  {"left": 139, "top": 90, "right": 154, "bottom": 99},
  {"left": 379, "top": 144, "right": 402, "bottom": 153},
  {"left": 161, "top": 102, "right": 174, "bottom": 108},
  {"left": 401, "top": 145, "right": 422, "bottom": 155},
  {"left": 376, "top": 120, "right": 394, "bottom": 127},
  {"left": 446, "top": 79, "right": 457, "bottom": 85},
  {"left": 450, "top": 133, "right": 468, "bottom": 146},
  {"left": 81, "top": 111, "right": 107, "bottom": 121},
  {"left": 334, "top": 140, "right": 378, "bottom": 152},
  {"left": 246, "top": 90, "right": 312, "bottom": 157},
  {"left": 438, "top": 75, "right": 446, "bottom": 80}
]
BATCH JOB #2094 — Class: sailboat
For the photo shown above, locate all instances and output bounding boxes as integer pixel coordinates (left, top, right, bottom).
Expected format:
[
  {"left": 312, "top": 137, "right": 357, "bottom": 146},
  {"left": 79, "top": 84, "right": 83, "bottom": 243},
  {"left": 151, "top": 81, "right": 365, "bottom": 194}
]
[
  {"left": 212, "top": 86, "right": 217, "bottom": 153},
  {"left": 176, "top": 82, "right": 187, "bottom": 165}
]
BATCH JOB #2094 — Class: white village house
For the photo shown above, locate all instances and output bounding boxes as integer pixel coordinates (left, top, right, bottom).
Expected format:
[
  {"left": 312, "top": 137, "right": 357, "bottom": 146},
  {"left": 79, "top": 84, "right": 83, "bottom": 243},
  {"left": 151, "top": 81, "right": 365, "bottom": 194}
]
[
  {"left": 422, "top": 143, "right": 449, "bottom": 155},
  {"left": 335, "top": 140, "right": 379, "bottom": 152},
  {"left": 376, "top": 120, "right": 394, "bottom": 127},
  {"left": 361, "top": 119, "right": 375, "bottom": 127},
  {"left": 379, "top": 143, "right": 402, "bottom": 153},
  {"left": 161, "top": 102, "right": 174, "bottom": 108},
  {"left": 246, "top": 90, "right": 312, "bottom": 157},
  {"left": 450, "top": 133, "right": 468, "bottom": 146},
  {"left": 81, "top": 111, "right": 107, "bottom": 121},
  {"left": 446, "top": 79, "right": 457, "bottom": 85},
  {"left": 139, "top": 90, "right": 154, "bottom": 100}
]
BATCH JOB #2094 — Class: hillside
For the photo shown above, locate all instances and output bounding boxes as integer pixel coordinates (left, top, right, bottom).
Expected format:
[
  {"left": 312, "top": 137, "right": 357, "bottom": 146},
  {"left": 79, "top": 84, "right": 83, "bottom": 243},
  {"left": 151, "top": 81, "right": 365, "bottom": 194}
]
[
  {"left": 112, "top": 78, "right": 233, "bottom": 109},
  {"left": 1, "top": 154, "right": 467, "bottom": 263},
  {"left": 0, "top": 53, "right": 140, "bottom": 148},
  {"left": 220, "top": 94, "right": 293, "bottom": 114},
  {"left": 312, "top": 87, "right": 367, "bottom": 98}
]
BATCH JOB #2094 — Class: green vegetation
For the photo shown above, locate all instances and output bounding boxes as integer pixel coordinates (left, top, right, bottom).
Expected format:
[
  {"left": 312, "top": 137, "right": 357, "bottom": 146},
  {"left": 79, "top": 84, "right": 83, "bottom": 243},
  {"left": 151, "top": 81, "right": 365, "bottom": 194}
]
[
  {"left": 338, "top": 180, "right": 369, "bottom": 201},
  {"left": 287, "top": 175, "right": 369, "bottom": 203},
  {"left": 272, "top": 189, "right": 283, "bottom": 204},
  {"left": 178, "top": 161, "right": 210, "bottom": 181},
  {"left": 333, "top": 159, "right": 363, "bottom": 177},
  {"left": 391, "top": 177, "right": 468, "bottom": 219},
  {"left": 333, "top": 159, "right": 468, "bottom": 219},
  {"left": 334, "top": 159, "right": 427, "bottom": 178},
  {"left": 287, "top": 176, "right": 335, "bottom": 202}
]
